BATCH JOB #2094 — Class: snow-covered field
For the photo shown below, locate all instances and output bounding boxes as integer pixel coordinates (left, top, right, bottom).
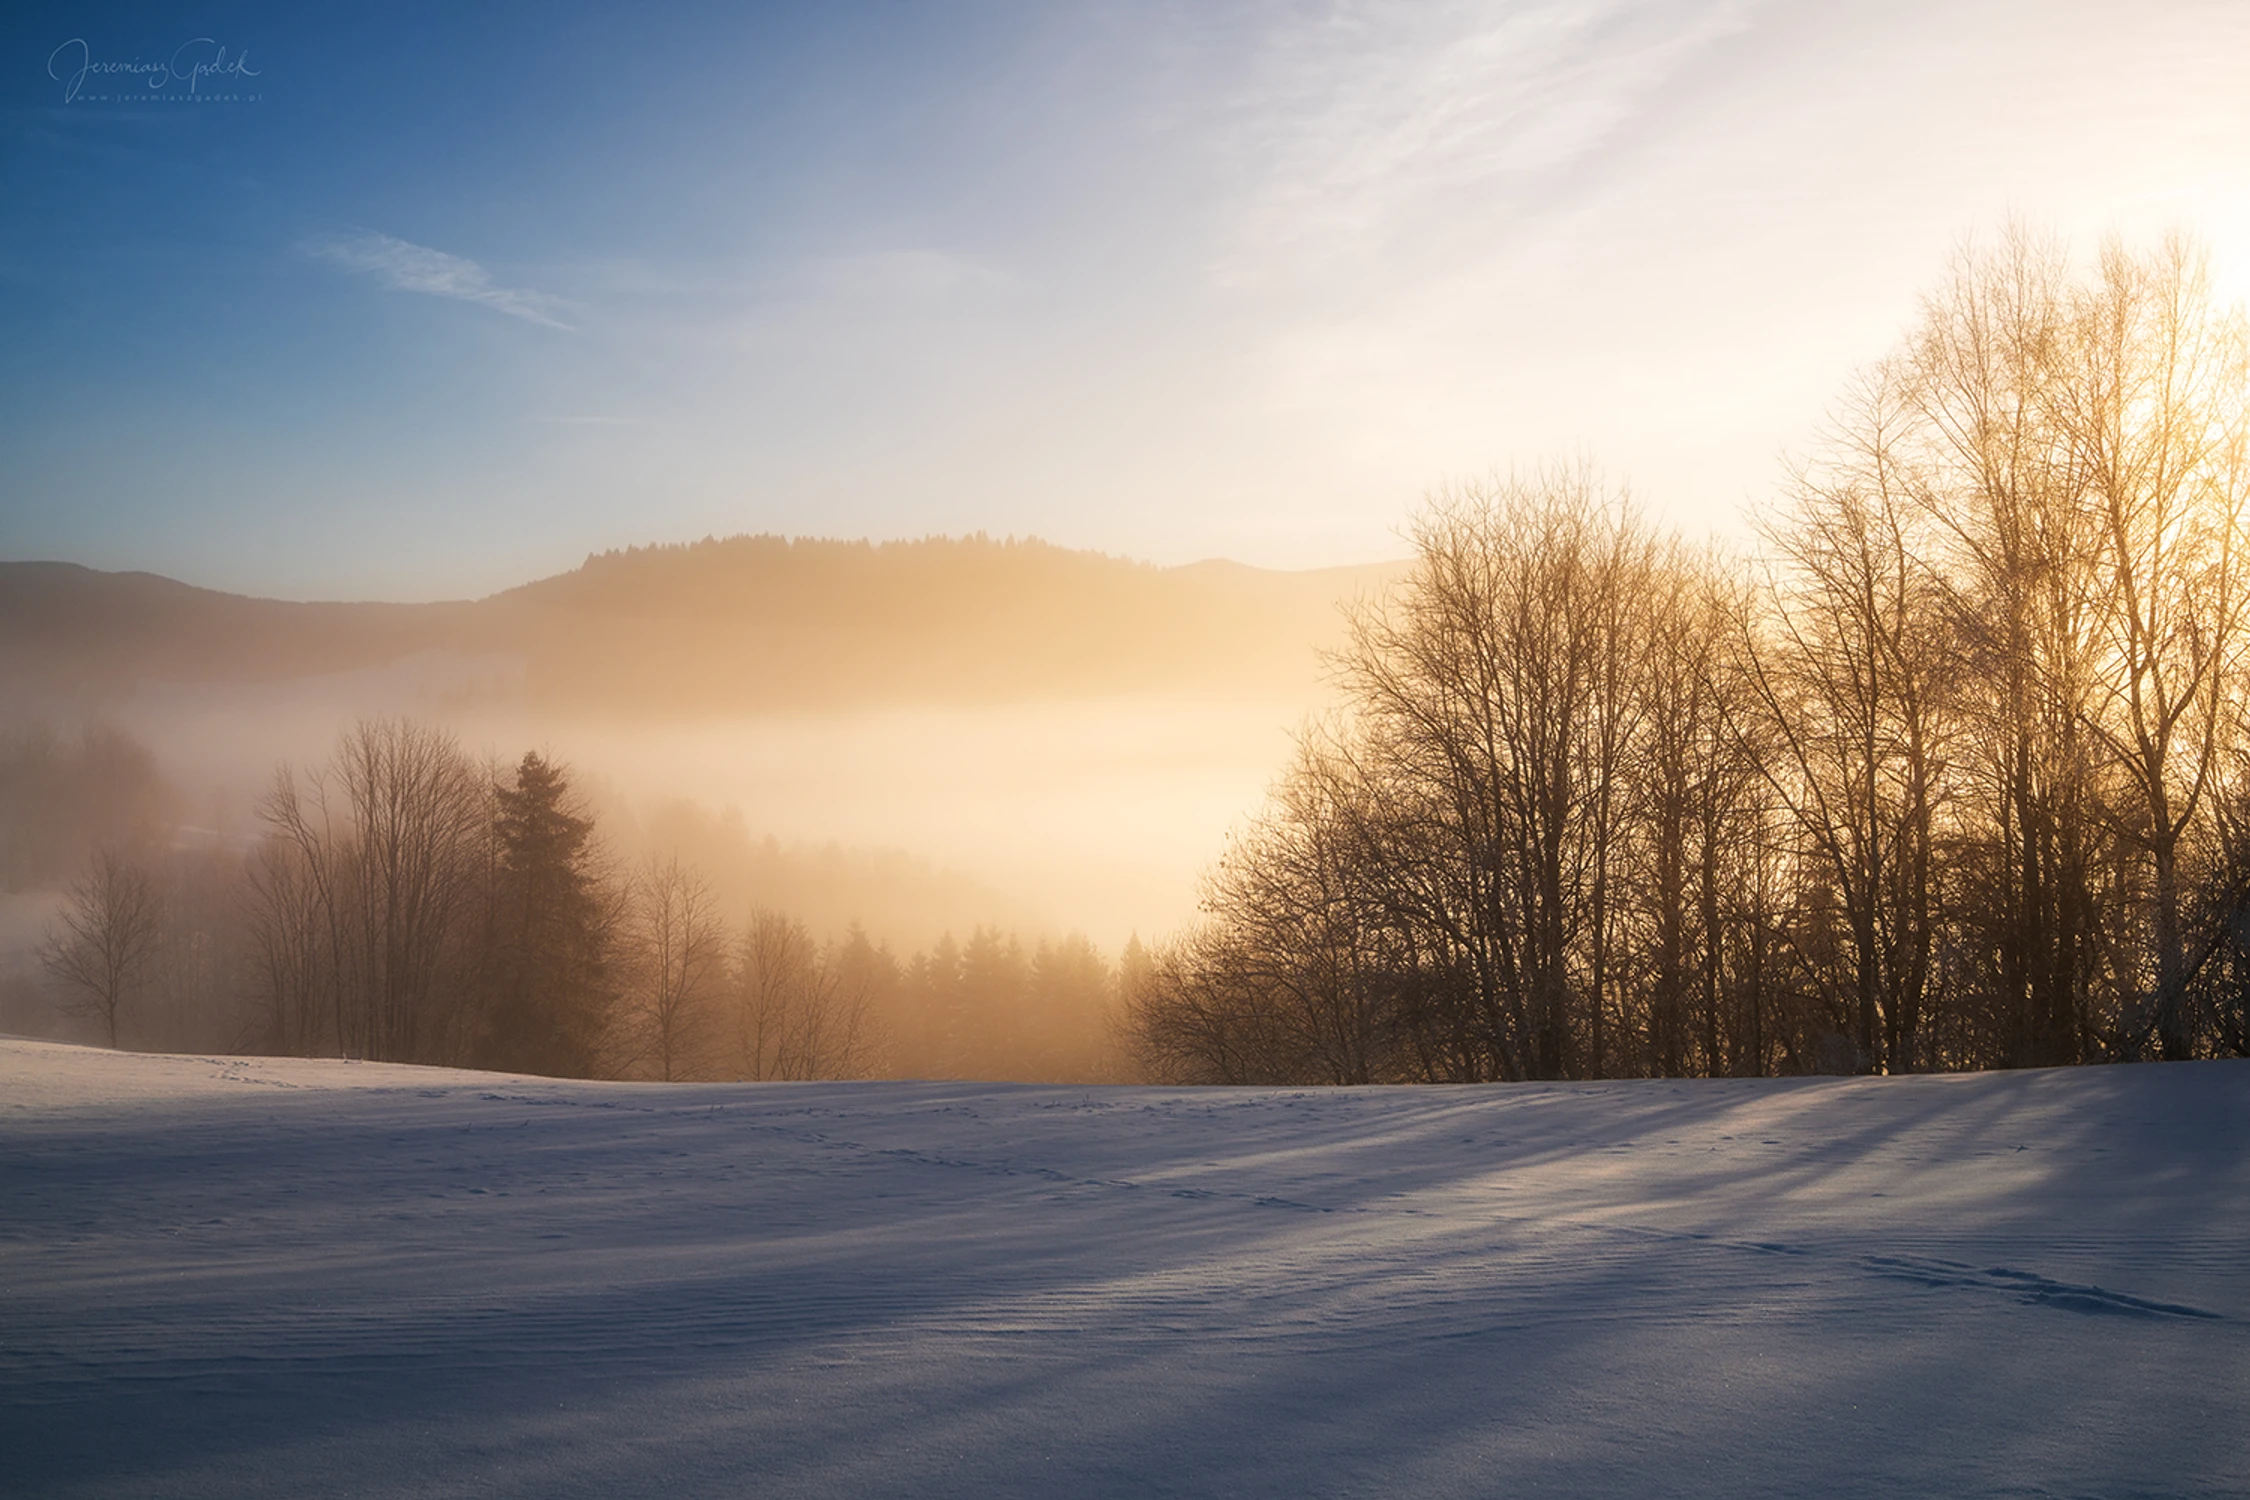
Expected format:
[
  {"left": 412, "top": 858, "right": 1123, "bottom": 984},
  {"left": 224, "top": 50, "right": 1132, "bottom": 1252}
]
[{"left": 4, "top": 1041, "right": 2245, "bottom": 1498}]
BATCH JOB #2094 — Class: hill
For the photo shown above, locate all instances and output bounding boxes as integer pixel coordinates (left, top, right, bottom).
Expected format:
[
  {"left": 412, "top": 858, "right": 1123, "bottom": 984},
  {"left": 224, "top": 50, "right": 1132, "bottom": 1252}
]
[
  {"left": 0, "top": 537, "right": 1402, "bottom": 715},
  {"left": 0, "top": 562, "right": 458, "bottom": 701}
]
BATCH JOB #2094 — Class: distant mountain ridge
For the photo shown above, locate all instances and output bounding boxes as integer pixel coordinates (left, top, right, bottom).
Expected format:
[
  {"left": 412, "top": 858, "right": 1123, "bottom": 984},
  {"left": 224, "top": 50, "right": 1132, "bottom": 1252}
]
[{"left": 0, "top": 535, "right": 1404, "bottom": 714}]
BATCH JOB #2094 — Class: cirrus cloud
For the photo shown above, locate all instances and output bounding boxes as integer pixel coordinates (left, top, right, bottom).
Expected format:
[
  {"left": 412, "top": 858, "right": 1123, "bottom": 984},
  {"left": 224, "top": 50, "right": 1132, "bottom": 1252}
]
[{"left": 305, "top": 229, "right": 575, "bottom": 330}]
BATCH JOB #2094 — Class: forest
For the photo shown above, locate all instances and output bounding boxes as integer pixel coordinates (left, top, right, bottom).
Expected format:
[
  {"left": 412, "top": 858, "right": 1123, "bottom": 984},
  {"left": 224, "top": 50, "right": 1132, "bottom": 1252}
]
[
  {"left": 10, "top": 722, "right": 1127, "bottom": 1083},
  {"left": 1132, "top": 232, "right": 2250, "bottom": 1082},
  {"left": 17, "top": 231, "right": 2250, "bottom": 1085}
]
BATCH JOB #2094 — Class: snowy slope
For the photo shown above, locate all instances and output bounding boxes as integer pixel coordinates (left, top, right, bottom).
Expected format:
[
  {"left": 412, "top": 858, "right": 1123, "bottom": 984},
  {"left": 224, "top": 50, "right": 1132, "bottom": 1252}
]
[{"left": 3, "top": 1040, "right": 2245, "bottom": 1498}]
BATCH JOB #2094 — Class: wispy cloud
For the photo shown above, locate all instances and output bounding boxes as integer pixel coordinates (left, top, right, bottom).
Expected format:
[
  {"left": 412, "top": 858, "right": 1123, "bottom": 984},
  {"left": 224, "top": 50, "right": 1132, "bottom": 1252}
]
[
  {"left": 1217, "top": 0, "right": 1755, "bottom": 287},
  {"left": 306, "top": 230, "right": 575, "bottom": 330}
]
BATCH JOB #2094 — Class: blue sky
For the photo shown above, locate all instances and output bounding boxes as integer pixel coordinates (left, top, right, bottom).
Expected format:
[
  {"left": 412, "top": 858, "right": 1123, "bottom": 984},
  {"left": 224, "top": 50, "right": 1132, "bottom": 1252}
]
[{"left": 6, "top": 1, "right": 2250, "bottom": 599}]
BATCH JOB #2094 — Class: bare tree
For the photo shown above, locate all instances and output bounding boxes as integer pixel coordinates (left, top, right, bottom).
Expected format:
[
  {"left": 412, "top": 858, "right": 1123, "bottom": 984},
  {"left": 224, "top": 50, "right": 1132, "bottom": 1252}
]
[
  {"left": 729, "top": 910, "right": 875, "bottom": 1080},
  {"left": 2058, "top": 237, "right": 2250, "bottom": 1058},
  {"left": 1135, "top": 225, "right": 2250, "bottom": 1083},
  {"left": 1340, "top": 465, "right": 1657, "bottom": 1080},
  {"left": 1628, "top": 548, "right": 1770, "bottom": 1076},
  {"left": 1744, "top": 374, "right": 1954, "bottom": 1073},
  {"left": 252, "top": 719, "right": 491, "bottom": 1064},
  {"left": 246, "top": 832, "right": 328, "bottom": 1056},
  {"left": 1127, "top": 929, "right": 1303, "bottom": 1084},
  {"left": 40, "top": 848, "right": 162, "bottom": 1048},
  {"left": 617, "top": 856, "right": 725, "bottom": 1080},
  {"left": 1897, "top": 226, "right": 2116, "bottom": 1065},
  {"left": 1186, "top": 737, "right": 1401, "bottom": 1083},
  {"left": 810, "top": 929, "right": 883, "bottom": 1080}
]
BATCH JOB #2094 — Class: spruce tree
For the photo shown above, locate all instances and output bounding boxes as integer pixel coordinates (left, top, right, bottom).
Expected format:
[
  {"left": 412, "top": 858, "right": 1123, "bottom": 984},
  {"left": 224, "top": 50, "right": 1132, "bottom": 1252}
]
[{"left": 480, "top": 752, "right": 612, "bottom": 1076}]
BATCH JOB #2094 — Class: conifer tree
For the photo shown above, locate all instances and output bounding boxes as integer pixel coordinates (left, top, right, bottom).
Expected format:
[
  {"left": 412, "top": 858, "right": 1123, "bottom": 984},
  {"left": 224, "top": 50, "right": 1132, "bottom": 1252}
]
[{"left": 480, "top": 752, "right": 613, "bottom": 1076}]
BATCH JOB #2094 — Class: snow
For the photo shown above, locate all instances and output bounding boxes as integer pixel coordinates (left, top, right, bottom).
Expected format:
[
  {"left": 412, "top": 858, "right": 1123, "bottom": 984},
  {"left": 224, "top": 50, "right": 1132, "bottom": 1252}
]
[{"left": 3, "top": 1040, "right": 2246, "bottom": 1498}]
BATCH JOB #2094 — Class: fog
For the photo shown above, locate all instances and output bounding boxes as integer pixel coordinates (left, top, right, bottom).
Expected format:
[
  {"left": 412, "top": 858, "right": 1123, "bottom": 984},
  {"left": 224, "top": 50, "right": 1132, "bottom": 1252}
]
[
  {"left": 89, "top": 679, "right": 1317, "bottom": 952},
  {"left": 0, "top": 539, "right": 1376, "bottom": 954},
  {"left": 0, "top": 540, "right": 1380, "bottom": 1073},
  {"left": 0, "top": 684, "right": 1322, "bottom": 1074},
  {"left": 564, "top": 698, "right": 1309, "bottom": 943}
]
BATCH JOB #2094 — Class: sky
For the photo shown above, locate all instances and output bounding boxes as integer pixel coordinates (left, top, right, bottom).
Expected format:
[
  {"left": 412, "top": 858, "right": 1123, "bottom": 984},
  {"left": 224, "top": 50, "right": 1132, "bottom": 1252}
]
[{"left": 5, "top": 0, "right": 2250, "bottom": 602}]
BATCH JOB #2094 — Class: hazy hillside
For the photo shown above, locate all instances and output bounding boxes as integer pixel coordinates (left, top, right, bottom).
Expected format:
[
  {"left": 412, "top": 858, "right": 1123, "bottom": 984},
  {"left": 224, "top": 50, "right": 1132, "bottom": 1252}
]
[
  {"left": 0, "top": 564, "right": 459, "bottom": 703},
  {"left": 0, "top": 537, "right": 1402, "bottom": 715},
  {"left": 0, "top": 536, "right": 1405, "bottom": 950}
]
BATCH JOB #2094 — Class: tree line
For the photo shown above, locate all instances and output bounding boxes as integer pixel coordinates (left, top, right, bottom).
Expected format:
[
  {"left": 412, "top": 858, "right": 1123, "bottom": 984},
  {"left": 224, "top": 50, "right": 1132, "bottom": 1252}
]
[
  {"left": 1129, "top": 231, "right": 2250, "bottom": 1082},
  {"left": 29, "top": 718, "right": 1127, "bottom": 1081}
]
